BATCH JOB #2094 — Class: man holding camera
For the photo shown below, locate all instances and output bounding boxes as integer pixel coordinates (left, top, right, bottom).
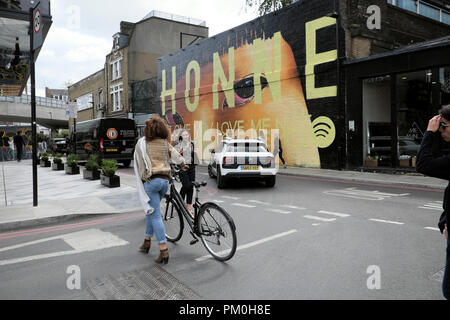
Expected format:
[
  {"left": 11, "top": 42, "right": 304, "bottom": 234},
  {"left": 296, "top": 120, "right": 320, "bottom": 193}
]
[{"left": 417, "top": 104, "right": 450, "bottom": 300}]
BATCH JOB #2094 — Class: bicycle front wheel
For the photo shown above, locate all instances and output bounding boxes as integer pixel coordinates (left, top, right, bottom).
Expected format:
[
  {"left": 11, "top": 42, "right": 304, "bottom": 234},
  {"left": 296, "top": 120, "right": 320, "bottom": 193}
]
[
  {"left": 197, "top": 203, "right": 237, "bottom": 261},
  {"left": 162, "top": 195, "right": 184, "bottom": 242}
]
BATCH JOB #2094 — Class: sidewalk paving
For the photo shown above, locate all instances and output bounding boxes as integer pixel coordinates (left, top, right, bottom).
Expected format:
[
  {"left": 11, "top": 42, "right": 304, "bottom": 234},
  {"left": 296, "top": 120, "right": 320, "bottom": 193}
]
[{"left": 0, "top": 160, "right": 447, "bottom": 232}]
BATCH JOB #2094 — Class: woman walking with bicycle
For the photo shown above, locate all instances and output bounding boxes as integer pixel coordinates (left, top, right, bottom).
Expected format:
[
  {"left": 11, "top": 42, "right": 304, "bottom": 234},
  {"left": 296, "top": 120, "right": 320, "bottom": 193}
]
[
  {"left": 134, "top": 116, "right": 186, "bottom": 264},
  {"left": 175, "top": 129, "right": 199, "bottom": 216}
]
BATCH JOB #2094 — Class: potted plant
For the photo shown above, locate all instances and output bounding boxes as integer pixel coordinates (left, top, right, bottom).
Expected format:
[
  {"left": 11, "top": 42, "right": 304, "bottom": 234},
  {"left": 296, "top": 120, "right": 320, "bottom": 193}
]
[
  {"left": 83, "top": 155, "right": 101, "bottom": 180},
  {"left": 40, "top": 152, "right": 51, "bottom": 167},
  {"left": 100, "top": 159, "right": 120, "bottom": 188},
  {"left": 65, "top": 154, "right": 80, "bottom": 175},
  {"left": 52, "top": 153, "right": 64, "bottom": 171}
]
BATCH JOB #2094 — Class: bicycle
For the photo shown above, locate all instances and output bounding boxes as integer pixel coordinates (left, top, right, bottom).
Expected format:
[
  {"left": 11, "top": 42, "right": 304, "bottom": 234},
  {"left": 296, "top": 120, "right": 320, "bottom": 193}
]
[{"left": 161, "top": 165, "right": 237, "bottom": 261}]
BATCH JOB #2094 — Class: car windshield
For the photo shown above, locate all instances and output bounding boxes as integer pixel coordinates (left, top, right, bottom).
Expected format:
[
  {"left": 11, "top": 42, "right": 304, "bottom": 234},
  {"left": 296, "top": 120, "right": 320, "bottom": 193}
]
[{"left": 226, "top": 143, "right": 267, "bottom": 153}]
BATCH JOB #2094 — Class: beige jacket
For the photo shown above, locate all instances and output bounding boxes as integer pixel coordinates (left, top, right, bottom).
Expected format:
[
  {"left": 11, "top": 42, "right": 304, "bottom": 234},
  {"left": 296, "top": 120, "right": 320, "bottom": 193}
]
[{"left": 134, "top": 137, "right": 185, "bottom": 214}]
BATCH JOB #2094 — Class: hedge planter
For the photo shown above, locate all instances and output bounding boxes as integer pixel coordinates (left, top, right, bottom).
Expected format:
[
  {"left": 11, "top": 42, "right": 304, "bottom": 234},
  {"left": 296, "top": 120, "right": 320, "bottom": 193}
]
[
  {"left": 101, "top": 174, "right": 120, "bottom": 188},
  {"left": 65, "top": 165, "right": 80, "bottom": 175},
  {"left": 40, "top": 160, "right": 51, "bottom": 167},
  {"left": 52, "top": 162, "right": 64, "bottom": 171},
  {"left": 83, "top": 169, "right": 100, "bottom": 180}
]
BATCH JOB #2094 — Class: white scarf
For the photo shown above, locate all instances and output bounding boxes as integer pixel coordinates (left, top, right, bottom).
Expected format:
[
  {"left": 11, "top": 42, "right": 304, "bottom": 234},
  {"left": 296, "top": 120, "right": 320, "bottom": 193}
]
[{"left": 133, "top": 137, "right": 154, "bottom": 215}]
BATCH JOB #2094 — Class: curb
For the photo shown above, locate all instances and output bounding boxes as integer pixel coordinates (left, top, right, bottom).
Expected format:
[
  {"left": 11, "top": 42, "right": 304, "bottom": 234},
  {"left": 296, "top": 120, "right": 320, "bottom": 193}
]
[
  {"left": 277, "top": 171, "right": 447, "bottom": 191},
  {"left": 0, "top": 207, "right": 143, "bottom": 233}
]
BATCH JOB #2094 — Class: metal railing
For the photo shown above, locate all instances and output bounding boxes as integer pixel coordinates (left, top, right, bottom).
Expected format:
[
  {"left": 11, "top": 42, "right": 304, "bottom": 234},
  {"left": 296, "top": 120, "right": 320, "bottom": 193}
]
[{"left": 0, "top": 95, "right": 67, "bottom": 109}]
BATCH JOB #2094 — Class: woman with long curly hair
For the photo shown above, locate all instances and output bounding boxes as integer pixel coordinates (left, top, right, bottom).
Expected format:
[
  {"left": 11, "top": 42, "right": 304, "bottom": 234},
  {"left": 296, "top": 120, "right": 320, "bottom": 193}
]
[{"left": 134, "top": 116, "right": 186, "bottom": 264}]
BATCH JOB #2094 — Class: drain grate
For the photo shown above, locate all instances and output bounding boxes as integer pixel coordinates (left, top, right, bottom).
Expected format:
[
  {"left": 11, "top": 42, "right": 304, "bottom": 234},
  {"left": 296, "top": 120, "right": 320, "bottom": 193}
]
[{"left": 85, "top": 265, "right": 202, "bottom": 300}]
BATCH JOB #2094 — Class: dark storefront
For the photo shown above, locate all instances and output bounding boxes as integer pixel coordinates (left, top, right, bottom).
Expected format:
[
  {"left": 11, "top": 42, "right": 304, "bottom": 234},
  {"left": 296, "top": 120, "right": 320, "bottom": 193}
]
[{"left": 345, "top": 36, "right": 450, "bottom": 171}]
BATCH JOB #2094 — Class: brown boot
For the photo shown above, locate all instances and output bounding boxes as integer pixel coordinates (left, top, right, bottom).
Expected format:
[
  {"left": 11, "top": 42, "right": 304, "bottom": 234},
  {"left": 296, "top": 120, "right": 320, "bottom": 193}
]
[
  {"left": 155, "top": 248, "right": 169, "bottom": 264},
  {"left": 139, "top": 239, "right": 151, "bottom": 254}
]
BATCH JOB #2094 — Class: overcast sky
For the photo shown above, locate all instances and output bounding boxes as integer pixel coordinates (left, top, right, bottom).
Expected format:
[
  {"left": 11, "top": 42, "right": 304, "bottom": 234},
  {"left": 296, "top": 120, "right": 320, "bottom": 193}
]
[{"left": 33, "top": 0, "right": 258, "bottom": 96}]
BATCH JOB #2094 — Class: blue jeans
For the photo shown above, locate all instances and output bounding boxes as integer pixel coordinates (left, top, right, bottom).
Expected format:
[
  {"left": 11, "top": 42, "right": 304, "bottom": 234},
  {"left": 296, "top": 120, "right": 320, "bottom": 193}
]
[
  {"left": 444, "top": 238, "right": 450, "bottom": 300},
  {"left": 144, "top": 178, "right": 169, "bottom": 244}
]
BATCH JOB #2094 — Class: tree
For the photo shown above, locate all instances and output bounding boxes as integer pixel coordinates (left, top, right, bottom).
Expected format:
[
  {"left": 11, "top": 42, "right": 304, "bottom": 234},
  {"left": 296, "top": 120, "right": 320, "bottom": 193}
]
[{"left": 245, "top": 0, "right": 293, "bottom": 16}]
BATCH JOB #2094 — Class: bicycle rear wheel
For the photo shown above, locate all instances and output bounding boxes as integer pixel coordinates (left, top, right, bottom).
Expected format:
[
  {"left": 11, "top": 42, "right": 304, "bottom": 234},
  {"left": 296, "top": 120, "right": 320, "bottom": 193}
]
[
  {"left": 162, "top": 195, "right": 184, "bottom": 242},
  {"left": 197, "top": 203, "right": 237, "bottom": 261}
]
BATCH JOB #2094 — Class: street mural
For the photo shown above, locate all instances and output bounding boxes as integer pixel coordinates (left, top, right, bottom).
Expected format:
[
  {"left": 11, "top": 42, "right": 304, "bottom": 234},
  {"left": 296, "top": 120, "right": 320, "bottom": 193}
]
[{"left": 157, "top": 0, "right": 341, "bottom": 168}]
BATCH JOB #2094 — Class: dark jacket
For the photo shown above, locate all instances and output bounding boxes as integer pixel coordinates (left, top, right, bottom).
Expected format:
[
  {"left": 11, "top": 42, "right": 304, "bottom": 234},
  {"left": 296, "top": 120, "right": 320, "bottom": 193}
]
[
  {"left": 13, "top": 135, "right": 25, "bottom": 150},
  {"left": 416, "top": 130, "right": 448, "bottom": 233}
]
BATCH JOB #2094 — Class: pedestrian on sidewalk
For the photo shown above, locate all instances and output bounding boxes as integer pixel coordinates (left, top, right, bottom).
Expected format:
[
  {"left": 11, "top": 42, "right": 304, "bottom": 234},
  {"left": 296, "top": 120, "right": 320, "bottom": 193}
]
[
  {"left": 7, "top": 137, "right": 15, "bottom": 161},
  {"left": 133, "top": 115, "right": 187, "bottom": 265},
  {"left": 13, "top": 131, "right": 25, "bottom": 162},
  {"left": 278, "top": 138, "right": 287, "bottom": 169},
  {"left": 416, "top": 104, "right": 450, "bottom": 300},
  {"left": 175, "top": 129, "right": 199, "bottom": 216}
]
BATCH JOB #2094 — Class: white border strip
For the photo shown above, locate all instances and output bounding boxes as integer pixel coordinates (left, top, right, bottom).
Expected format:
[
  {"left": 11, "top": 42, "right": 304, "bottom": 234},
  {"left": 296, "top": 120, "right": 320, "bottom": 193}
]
[
  {"left": 195, "top": 229, "right": 298, "bottom": 262},
  {"left": 369, "top": 219, "right": 404, "bottom": 225}
]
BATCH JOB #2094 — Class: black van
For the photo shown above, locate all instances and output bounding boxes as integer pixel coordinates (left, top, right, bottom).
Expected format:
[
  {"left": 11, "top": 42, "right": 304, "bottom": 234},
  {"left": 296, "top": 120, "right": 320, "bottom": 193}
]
[{"left": 69, "top": 118, "right": 137, "bottom": 167}]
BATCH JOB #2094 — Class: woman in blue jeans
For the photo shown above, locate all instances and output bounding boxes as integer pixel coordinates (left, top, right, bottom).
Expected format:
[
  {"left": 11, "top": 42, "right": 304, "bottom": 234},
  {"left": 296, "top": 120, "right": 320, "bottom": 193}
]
[{"left": 134, "top": 116, "right": 186, "bottom": 264}]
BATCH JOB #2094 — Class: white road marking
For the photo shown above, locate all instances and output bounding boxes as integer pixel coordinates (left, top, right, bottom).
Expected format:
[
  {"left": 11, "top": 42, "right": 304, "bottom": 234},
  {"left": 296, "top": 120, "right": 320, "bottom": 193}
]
[
  {"left": 419, "top": 202, "right": 442, "bottom": 211},
  {"left": 222, "top": 196, "right": 240, "bottom": 200},
  {"left": 281, "top": 205, "right": 306, "bottom": 210},
  {"left": 425, "top": 227, "right": 440, "bottom": 231},
  {"left": 195, "top": 229, "right": 298, "bottom": 262},
  {"left": 0, "top": 229, "right": 129, "bottom": 266},
  {"left": 248, "top": 200, "right": 270, "bottom": 205},
  {"left": 211, "top": 200, "right": 225, "bottom": 204},
  {"left": 324, "top": 188, "right": 410, "bottom": 201},
  {"left": 265, "top": 209, "right": 291, "bottom": 214},
  {"left": 231, "top": 203, "right": 256, "bottom": 208},
  {"left": 303, "top": 215, "right": 336, "bottom": 222},
  {"left": 369, "top": 219, "right": 404, "bottom": 225},
  {"left": 318, "top": 210, "right": 350, "bottom": 218}
]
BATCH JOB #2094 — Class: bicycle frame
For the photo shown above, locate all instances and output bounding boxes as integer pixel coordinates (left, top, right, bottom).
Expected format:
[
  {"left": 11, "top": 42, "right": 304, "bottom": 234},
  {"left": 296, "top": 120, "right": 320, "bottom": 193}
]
[{"left": 167, "top": 176, "right": 201, "bottom": 233}]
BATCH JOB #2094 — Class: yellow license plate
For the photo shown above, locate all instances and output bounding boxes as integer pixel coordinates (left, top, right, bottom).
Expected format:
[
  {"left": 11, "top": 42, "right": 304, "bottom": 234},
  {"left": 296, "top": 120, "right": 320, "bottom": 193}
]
[
  {"left": 241, "top": 166, "right": 259, "bottom": 171},
  {"left": 106, "top": 148, "right": 118, "bottom": 152}
]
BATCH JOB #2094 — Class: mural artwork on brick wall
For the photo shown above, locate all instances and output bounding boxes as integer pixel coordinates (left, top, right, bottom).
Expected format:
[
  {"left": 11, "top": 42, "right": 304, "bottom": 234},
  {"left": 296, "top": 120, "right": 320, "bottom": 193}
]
[{"left": 157, "top": 0, "right": 340, "bottom": 168}]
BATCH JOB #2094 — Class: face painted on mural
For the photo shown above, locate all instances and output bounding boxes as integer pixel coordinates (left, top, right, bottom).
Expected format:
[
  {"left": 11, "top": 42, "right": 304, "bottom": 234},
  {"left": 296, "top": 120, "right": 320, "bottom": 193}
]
[{"left": 161, "top": 32, "right": 321, "bottom": 167}]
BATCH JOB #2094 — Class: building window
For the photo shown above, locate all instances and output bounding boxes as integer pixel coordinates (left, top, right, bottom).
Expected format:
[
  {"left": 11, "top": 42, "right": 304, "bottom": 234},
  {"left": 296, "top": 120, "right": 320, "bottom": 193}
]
[
  {"left": 397, "top": 0, "right": 416, "bottom": 12},
  {"left": 389, "top": 0, "right": 450, "bottom": 25},
  {"left": 110, "top": 84, "right": 123, "bottom": 112},
  {"left": 419, "top": 1, "right": 440, "bottom": 20},
  {"left": 111, "top": 59, "right": 122, "bottom": 81},
  {"left": 77, "top": 93, "right": 94, "bottom": 111}
]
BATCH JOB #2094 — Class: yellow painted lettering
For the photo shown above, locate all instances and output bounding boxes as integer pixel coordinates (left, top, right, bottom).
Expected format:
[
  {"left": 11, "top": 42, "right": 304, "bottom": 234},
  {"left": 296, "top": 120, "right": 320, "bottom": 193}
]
[
  {"left": 213, "top": 47, "right": 235, "bottom": 109},
  {"left": 305, "top": 17, "right": 337, "bottom": 100},
  {"left": 253, "top": 32, "right": 282, "bottom": 104},
  {"left": 185, "top": 60, "right": 200, "bottom": 113},
  {"left": 160, "top": 67, "right": 177, "bottom": 115}
]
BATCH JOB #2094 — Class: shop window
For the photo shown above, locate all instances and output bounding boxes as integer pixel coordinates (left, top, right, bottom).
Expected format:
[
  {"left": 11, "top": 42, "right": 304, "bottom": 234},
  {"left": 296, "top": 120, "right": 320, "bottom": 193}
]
[
  {"left": 363, "top": 76, "right": 392, "bottom": 167},
  {"left": 440, "top": 66, "right": 450, "bottom": 106},
  {"left": 396, "top": 70, "right": 433, "bottom": 168}
]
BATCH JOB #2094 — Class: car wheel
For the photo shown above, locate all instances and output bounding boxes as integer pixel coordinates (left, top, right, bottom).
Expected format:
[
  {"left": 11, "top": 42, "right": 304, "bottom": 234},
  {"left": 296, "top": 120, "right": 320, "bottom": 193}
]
[
  {"left": 122, "top": 160, "right": 131, "bottom": 168},
  {"left": 217, "top": 167, "right": 227, "bottom": 189},
  {"left": 265, "top": 176, "right": 276, "bottom": 188},
  {"left": 208, "top": 165, "right": 216, "bottom": 178}
]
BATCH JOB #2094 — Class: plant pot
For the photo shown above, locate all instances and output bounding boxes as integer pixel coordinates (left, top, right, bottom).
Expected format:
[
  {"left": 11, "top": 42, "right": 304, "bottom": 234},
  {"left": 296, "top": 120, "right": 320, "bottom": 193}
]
[
  {"left": 65, "top": 165, "right": 80, "bottom": 175},
  {"left": 101, "top": 174, "right": 120, "bottom": 188},
  {"left": 83, "top": 169, "right": 100, "bottom": 180},
  {"left": 40, "top": 160, "right": 51, "bottom": 167},
  {"left": 52, "top": 162, "right": 64, "bottom": 171}
]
